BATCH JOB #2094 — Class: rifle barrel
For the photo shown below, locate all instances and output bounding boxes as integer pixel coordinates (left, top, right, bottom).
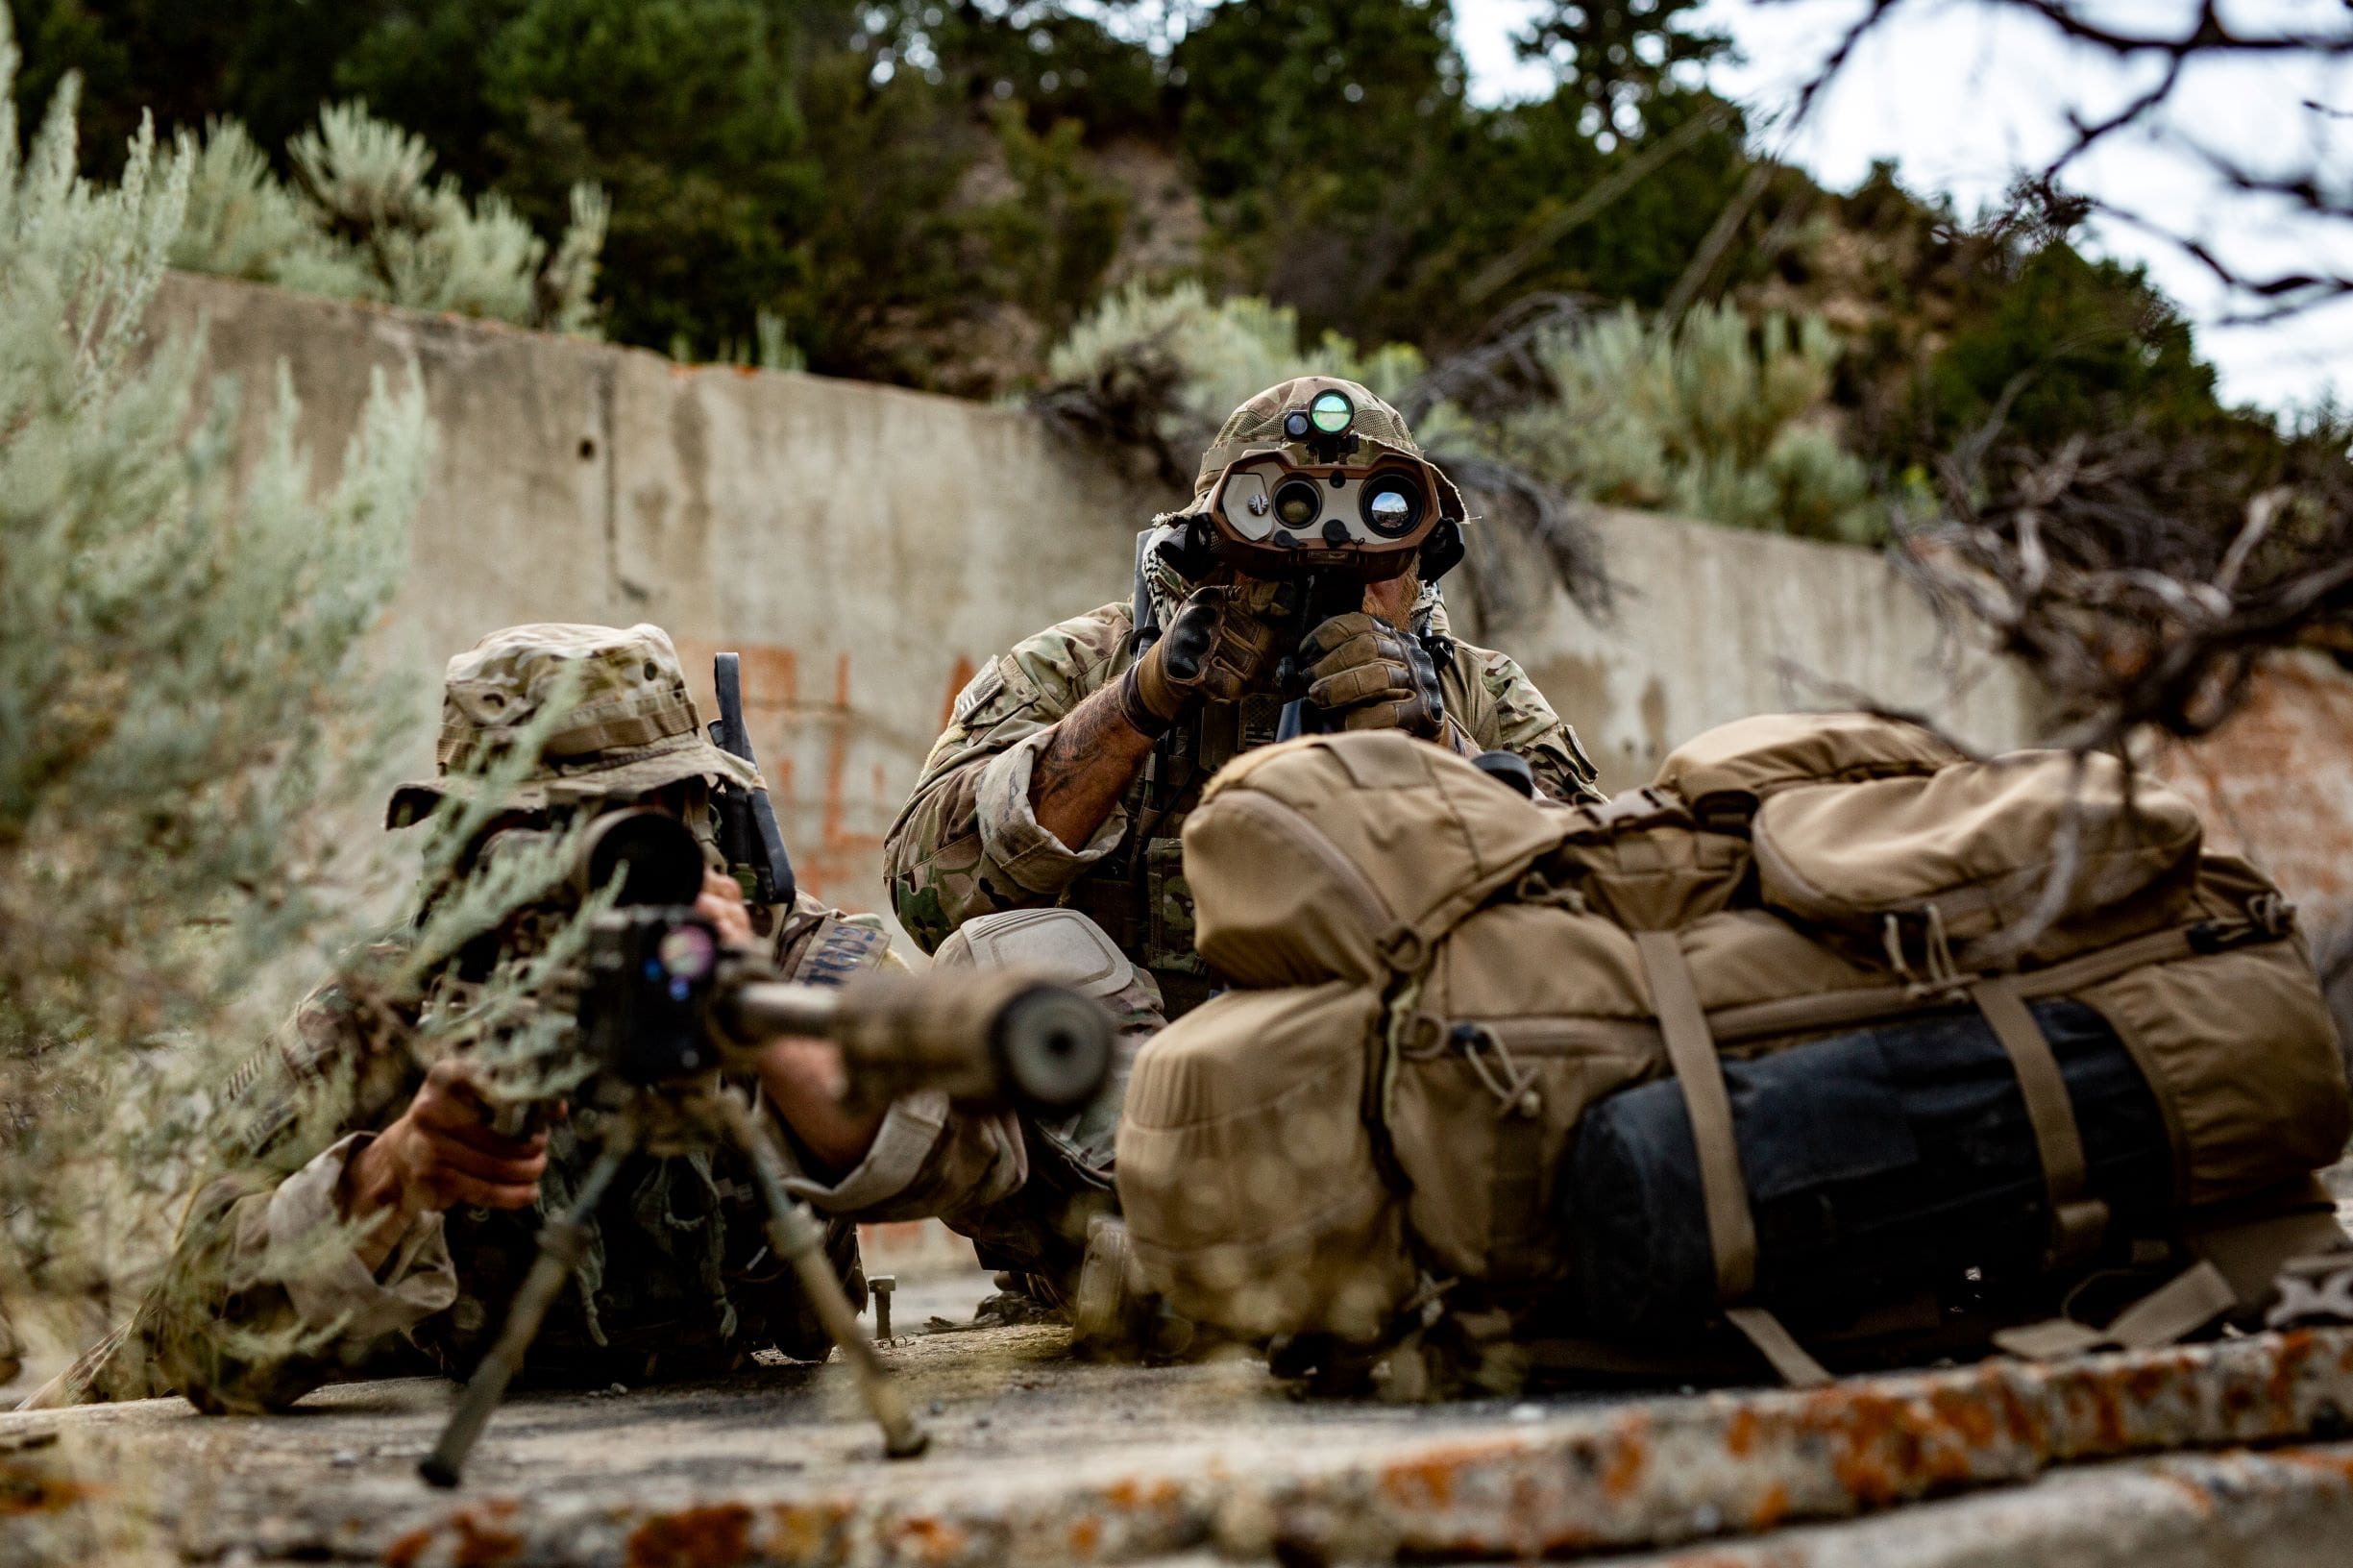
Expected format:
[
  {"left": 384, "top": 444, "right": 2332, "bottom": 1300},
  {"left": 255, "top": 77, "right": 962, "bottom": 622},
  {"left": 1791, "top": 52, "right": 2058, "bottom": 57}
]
[{"left": 720, "top": 970, "right": 1112, "bottom": 1116}]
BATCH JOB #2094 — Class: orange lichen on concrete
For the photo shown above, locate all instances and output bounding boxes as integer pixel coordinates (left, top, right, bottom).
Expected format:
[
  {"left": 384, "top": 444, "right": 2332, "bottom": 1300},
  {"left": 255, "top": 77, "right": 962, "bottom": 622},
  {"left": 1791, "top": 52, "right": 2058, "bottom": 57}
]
[
  {"left": 1100, "top": 1476, "right": 1180, "bottom": 1510},
  {"left": 382, "top": 1499, "right": 527, "bottom": 1568},
  {"left": 625, "top": 1502, "right": 754, "bottom": 1568},
  {"left": 1378, "top": 1452, "right": 1460, "bottom": 1510},
  {"left": 766, "top": 1498, "right": 854, "bottom": 1560},
  {"left": 1601, "top": 1416, "right": 1650, "bottom": 1500},
  {"left": 885, "top": 1512, "right": 973, "bottom": 1566},
  {"left": 0, "top": 1456, "right": 101, "bottom": 1516}
]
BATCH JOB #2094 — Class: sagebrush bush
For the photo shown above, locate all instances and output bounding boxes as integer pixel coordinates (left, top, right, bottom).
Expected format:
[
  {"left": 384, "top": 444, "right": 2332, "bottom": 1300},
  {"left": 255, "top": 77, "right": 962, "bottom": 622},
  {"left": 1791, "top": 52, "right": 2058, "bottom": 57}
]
[
  {"left": 0, "top": 21, "right": 433, "bottom": 1370},
  {"left": 171, "top": 100, "right": 606, "bottom": 335},
  {"left": 1499, "top": 302, "right": 1882, "bottom": 543},
  {"left": 1038, "top": 283, "right": 1880, "bottom": 633},
  {"left": 1042, "top": 280, "right": 1426, "bottom": 475}
]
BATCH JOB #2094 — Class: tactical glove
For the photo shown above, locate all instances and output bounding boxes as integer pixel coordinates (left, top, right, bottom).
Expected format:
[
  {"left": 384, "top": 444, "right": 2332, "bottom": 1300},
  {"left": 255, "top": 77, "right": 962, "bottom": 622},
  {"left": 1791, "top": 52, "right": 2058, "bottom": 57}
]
[
  {"left": 1117, "top": 580, "right": 1288, "bottom": 735},
  {"left": 1301, "top": 612, "right": 1446, "bottom": 738}
]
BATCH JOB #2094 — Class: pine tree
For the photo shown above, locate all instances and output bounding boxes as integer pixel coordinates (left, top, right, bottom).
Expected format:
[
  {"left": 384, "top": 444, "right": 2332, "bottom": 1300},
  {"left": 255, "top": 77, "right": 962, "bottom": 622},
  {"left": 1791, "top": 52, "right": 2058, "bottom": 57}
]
[{"left": 1516, "top": 0, "right": 1728, "bottom": 141}]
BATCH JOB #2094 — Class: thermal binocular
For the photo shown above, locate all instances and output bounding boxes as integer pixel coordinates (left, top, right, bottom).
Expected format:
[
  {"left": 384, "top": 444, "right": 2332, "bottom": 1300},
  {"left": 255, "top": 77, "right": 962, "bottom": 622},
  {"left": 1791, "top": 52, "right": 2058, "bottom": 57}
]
[{"left": 1194, "top": 387, "right": 1458, "bottom": 583}]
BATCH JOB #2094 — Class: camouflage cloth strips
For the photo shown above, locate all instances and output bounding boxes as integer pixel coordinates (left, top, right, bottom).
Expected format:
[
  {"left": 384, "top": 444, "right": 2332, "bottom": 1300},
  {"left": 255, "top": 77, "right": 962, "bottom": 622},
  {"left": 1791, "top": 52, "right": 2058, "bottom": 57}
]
[
  {"left": 386, "top": 623, "right": 762, "bottom": 825},
  {"left": 882, "top": 594, "right": 1603, "bottom": 958}
]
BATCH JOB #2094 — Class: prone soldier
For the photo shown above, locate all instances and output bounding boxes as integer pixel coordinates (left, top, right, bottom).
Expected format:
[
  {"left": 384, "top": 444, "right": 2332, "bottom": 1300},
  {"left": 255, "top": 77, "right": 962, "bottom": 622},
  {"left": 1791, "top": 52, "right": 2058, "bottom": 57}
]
[{"left": 27, "top": 623, "right": 1091, "bottom": 1417}]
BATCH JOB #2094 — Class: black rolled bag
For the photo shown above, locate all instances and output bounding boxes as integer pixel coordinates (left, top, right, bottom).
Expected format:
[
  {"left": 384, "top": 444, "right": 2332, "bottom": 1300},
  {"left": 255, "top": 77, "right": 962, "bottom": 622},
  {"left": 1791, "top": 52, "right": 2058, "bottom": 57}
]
[{"left": 1564, "top": 1000, "right": 2174, "bottom": 1337}]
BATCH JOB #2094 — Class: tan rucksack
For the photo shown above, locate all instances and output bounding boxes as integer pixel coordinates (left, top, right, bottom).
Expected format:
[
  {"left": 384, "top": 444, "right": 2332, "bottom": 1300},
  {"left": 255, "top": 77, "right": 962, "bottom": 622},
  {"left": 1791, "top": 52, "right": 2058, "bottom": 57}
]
[{"left": 1115, "top": 717, "right": 2350, "bottom": 1385}]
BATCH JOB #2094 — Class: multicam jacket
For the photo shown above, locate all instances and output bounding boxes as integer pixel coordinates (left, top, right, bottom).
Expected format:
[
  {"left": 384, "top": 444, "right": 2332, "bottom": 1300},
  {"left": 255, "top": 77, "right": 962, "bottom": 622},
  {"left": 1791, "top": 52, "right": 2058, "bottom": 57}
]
[
  {"left": 885, "top": 595, "right": 1603, "bottom": 1015},
  {"left": 56, "top": 902, "right": 1030, "bottom": 1414}
]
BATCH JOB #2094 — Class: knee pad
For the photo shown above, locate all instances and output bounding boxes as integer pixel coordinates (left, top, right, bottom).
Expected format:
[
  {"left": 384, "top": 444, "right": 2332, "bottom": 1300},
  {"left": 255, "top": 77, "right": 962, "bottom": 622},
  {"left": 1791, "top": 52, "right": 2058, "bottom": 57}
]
[{"left": 930, "top": 908, "right": 1134, "bottom": 1002}]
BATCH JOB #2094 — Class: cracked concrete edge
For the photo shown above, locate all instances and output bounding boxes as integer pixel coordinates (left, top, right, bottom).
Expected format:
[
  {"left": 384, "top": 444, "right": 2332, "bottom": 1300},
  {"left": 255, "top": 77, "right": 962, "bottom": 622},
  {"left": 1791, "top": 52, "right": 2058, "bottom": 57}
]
[
  {"left": 182, "top": 1327, "right": 2353, "bottom": 1567},
  {"left": 1215, "top": 1326, "right": 2353, "bottom": 1562},
  {"left": 1614, "top": 1442, "right": 2353, "bottom": 1568}
]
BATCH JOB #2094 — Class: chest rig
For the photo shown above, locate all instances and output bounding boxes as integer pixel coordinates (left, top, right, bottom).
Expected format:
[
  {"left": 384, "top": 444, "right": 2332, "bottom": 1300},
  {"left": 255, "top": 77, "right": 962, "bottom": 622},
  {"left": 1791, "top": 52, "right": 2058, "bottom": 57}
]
[{"left": 1066, "top": 691, "right": 1288, "bottom": 1017}]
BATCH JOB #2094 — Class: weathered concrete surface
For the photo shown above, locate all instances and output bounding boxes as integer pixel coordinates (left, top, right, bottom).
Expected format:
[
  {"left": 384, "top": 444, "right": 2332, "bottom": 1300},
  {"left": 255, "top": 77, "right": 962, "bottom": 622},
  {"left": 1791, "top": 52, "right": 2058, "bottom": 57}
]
[
  {"left": 1610, "top": 1443, "right": 2353, "bottom": 1568},
  {"left": 1448, "top": 505, "right": 2034, "bottom": 794},
  {"left": 9, "top": 1324, "right": 2353, "bottom": 1567},
  {"left": 2152, "top": 649, "right": 2353, "bottom": 944},
  {"left": 152, "top": 274, "right": 2040, "bottom": 936}
]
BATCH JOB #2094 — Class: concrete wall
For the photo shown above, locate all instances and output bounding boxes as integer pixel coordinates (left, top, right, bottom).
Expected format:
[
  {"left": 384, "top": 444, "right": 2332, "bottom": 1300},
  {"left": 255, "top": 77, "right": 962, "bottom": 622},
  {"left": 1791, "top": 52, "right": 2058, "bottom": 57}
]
[
  {"left": 154, "top": 273, "right": 2040, "bottom": 942},
  {"left": 2151, "top": 651, "right": 2353, "bottom": 951}
]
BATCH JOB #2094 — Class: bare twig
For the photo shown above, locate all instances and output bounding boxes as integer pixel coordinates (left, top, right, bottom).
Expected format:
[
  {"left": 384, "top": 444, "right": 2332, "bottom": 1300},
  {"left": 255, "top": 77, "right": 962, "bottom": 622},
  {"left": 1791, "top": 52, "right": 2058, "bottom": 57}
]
[
  {"left": 1767, "top": 0, "right": 2353, "bottom": 320},
  {"left": 1662, "top": 161, "right": 1777, "bottom": 320}
]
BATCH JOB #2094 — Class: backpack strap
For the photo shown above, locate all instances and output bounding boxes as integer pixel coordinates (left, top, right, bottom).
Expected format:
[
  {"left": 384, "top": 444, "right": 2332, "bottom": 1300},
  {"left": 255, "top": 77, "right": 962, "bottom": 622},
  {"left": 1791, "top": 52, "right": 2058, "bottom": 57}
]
[
  {"left": 1633, "top": 931, "right": 1830, "bottom": 1388},
  {"left": 1994, "top": 1261, "right": 2239, "bottom": 1360},
  {"left": 1970, "top": 977, "right": 2110, "bottom": 1268},
  {"left": 1635, "top": 932, "right": 1753, "bottom": 1301},
  {"left": 1561, "top": 787, "right": 1693, "bottom": 842},
  {"left": 2185, "top": 1177, "right": 2352, "bottom": 1308}
]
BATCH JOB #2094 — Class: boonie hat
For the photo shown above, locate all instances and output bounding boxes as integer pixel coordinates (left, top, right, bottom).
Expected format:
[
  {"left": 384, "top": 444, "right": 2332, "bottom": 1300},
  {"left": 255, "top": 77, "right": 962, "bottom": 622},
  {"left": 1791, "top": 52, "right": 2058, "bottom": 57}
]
[{"left": 386, "top": 623, "right": 761, "bottom": 827}]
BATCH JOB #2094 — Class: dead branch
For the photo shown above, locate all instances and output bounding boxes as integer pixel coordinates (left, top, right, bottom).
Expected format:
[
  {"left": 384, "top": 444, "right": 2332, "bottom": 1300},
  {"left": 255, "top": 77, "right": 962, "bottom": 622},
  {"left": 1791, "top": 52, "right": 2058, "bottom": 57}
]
[{"left": 1768, "top": 0, "right": 2353, "bottom": 318}]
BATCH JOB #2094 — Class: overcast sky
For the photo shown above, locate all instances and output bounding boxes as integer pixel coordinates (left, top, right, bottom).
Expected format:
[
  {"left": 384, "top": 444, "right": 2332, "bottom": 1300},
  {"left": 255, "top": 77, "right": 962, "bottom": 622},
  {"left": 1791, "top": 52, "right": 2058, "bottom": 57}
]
[{"left": 1452, "top": 0, "right": 2353, "bottom": 416}]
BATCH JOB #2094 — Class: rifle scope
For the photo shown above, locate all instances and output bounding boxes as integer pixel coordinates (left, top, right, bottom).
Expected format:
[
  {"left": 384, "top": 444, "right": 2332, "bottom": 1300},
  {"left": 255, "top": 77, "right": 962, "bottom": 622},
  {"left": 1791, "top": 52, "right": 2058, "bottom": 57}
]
[{"left": 582, "top": 906, "right": 1114, "bottom": 1116}]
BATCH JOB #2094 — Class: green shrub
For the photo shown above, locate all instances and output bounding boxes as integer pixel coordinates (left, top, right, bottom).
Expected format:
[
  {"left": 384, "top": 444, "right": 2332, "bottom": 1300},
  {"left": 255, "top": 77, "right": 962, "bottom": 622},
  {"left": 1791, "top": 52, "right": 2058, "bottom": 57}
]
[
  {"left": 1042, "top": 279, "right": 1423, "bottom": 474},
  {"left": 1498, "top": 302, "right": 1881, "bottom": 542},
  {"left": 169, "top": 99, "right": 606, "bottom": 333},
  {"left": 0, "top": 21, "right": 430, "bottom": 1356}
]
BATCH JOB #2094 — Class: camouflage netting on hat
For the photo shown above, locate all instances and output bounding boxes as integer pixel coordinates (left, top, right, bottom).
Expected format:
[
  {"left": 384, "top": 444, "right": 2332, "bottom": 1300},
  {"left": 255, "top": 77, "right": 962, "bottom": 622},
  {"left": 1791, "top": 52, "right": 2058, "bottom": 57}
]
[
  {"left": 1189, "top": 376, "right": 1425, "bottom": 500},
  {"left": 388, "top": 623, "right": 760, "bottom": 824}
]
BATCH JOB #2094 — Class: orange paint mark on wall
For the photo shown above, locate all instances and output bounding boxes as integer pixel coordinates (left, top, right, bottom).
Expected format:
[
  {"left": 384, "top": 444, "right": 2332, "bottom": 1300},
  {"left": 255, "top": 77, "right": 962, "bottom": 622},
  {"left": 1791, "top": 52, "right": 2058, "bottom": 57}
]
[
  {"left": 940, "top": 654, "right": 977, "bottom": 731},
  {"left": 669, "top": 637, "right": 983, "bottom": 917},
  {"left": 779, "top": 650, "right": 885, "bottom": 910},
  {"left": 737, "top": 646, "right": 797, "bottom": 709}
]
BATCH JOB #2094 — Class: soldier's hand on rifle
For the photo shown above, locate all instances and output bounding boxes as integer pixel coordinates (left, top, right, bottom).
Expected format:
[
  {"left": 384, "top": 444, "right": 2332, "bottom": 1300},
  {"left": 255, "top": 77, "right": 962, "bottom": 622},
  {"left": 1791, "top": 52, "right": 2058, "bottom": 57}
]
[
  {"left": 1301, "top": 613, "right": 1446, "bottom": 739},
  {"left": 697, "top": 867, "right": 757, "bottom": 949},
  {"left": 340, "top": 1060, "right": 550, "bottom": 1270},
  {"left": 1117, "top": 579, "right": 1290, "bottom": 735}
]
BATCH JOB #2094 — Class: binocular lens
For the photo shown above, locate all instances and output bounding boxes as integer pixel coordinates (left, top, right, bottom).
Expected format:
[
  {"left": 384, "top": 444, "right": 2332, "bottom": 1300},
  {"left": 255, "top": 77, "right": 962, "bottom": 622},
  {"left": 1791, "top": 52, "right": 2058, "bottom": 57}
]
[
  {"left": 1360, "top": 477, "right": 1422, "bottom": 537},
  {"left": 1273, "top": 480, "right": 1322, "bottom": 528}
]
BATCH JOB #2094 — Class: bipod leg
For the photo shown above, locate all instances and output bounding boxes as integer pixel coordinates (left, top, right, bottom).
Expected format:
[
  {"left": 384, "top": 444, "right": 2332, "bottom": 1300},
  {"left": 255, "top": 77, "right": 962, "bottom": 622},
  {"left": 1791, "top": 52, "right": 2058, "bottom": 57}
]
[
  {"left": 714, "top": 1094, "right": 928, "bottom": 1458},
  {"left": 419, "top": 1122, "right": 638, "bottom": 1487}
]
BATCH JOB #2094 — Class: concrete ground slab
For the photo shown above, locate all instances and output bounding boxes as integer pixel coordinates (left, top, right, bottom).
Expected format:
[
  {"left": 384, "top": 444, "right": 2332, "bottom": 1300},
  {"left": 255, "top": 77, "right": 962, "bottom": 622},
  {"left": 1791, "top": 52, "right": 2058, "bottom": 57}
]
[
  {"left": 5, "top": 1322, "right": 2352, "bottom": 1566},
  {"left": 1612, "top": 1443, "right": 2353, "bottom": 1568}
]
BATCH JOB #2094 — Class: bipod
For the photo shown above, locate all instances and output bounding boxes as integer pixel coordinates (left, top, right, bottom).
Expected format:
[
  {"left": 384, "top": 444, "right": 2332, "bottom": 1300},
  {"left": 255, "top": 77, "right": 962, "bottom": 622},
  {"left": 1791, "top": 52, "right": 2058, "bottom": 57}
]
[{"left": 420, "top": 1086, "right": 925, "bottom": 1487}]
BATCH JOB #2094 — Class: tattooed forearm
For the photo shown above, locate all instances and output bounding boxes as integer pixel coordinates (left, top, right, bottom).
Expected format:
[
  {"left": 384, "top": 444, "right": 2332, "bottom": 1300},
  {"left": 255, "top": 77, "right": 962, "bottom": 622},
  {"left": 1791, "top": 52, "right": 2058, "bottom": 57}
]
[{"left": 1030, "top": 681, "right": 1158, "bottom": 851}]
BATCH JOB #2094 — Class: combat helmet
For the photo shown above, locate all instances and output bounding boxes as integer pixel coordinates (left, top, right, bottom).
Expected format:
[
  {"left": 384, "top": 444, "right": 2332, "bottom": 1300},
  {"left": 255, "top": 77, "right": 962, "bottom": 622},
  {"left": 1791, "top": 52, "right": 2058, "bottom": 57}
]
[
  {"left": 386, "top": 623, "right": 760, "bottom": 827},
  {"left": 1167, "top": 376, "right": 1468, "bottom": 582}
]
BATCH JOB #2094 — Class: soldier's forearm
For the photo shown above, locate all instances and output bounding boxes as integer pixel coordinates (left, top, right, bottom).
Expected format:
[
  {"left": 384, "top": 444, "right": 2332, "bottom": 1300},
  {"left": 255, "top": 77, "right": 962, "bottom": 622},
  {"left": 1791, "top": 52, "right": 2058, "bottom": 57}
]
[
  {"left": 1030, "top": 682, "right": 1157, "bottom": 851},
  {"left": 753, "top": 1038, "right": 887, "bottom": 1174}
]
